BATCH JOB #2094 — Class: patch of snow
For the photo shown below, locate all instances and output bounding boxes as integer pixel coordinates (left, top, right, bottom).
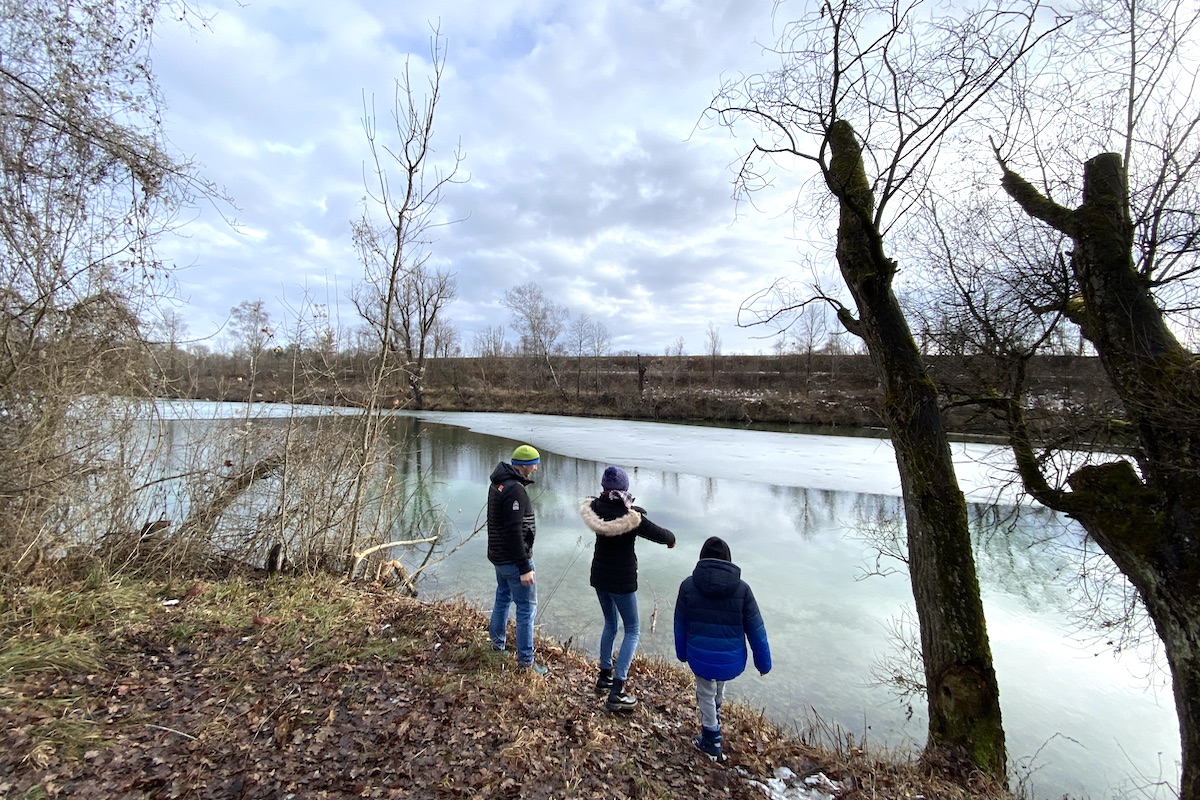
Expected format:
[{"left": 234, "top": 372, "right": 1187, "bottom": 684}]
[{"left": 743, "top": 766, "right": 843, "bottom": 800}]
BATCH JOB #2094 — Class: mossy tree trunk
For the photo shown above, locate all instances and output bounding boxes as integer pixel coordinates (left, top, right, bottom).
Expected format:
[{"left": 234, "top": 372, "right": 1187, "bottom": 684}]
[
  {"left": 1000, "top": 152, "right": 1200, "bottom": 800},
  {"left": 828, "top": 120, "right": 1007, "bottom": 778}
]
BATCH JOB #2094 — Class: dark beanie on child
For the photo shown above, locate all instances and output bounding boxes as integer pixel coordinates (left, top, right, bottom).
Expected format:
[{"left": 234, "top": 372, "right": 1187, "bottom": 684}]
[
  {"left": 700, "top": 536, "right": 731, "bottom": 561},
  {"left": 601, "top": 466, "right": 630, "bottom": 492}
]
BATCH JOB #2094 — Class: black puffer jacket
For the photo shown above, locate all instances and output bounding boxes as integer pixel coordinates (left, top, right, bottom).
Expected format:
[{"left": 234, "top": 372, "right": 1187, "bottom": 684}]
[
  {"left": 580, "top": 494, "right": 675, "bottom": 593},
  {"left": 487, "top": 462, "right": 536, "bottom": 574}
]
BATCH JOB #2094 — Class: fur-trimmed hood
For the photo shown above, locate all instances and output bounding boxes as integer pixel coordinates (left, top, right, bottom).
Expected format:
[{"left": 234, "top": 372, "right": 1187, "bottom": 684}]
[
  {"left": 579, "top": 499, "right": 642, "bottom": 537},
  {"left": 582, "top": 496, "right": 674, "bottom": 594}
]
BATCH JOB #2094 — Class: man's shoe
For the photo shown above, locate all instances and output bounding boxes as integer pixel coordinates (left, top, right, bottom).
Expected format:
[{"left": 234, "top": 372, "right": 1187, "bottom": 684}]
[
  {"left": 594, "top": 667, "right": 614, "bottom": 697},
  {"left": 694, "top": 727, "right": 727, "bottom": 762},
  {"left": 605, "top": 679, "right": 638, "bottom": 711},
  {"left": 518, "top": 662, "right": 548, "bottom": 676}
]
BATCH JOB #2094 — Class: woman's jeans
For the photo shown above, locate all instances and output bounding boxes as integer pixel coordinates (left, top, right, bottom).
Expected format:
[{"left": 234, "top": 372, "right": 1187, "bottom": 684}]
[
  {"left": 489, "top": 561, "right": 536, "bottom": 666},
  {"left": 595, "top": 588, "right": 640, "bottom": 681}
]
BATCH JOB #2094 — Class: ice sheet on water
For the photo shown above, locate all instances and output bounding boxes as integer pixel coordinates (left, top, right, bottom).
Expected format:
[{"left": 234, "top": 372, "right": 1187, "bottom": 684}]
[
  {"left": 151, "top": 402, "right": 1127, "bottom": 507},
  {"left": 405, "top": 410, "right": 1027, "bottom": 504}
]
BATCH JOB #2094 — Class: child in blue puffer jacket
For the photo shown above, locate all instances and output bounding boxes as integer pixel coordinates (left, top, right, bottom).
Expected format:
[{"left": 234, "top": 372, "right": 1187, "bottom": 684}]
[{"left": 673, "top": 535, "right": 771, "bottom": 762}]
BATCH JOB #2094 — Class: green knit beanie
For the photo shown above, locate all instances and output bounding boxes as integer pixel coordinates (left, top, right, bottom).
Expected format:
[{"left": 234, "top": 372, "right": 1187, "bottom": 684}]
[{"left": 511, "top": 444, "right": 541, "bottom": 465}]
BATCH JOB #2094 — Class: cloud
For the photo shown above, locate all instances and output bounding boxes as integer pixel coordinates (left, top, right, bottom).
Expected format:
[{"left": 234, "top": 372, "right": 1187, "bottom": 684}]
[{"left": 153, "top": 0, "right": 817, "bottom": 354}]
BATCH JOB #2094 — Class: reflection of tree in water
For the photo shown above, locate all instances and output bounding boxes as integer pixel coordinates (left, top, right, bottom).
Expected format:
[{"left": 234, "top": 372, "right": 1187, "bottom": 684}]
[
  {"left": 969, "top": 502, "right": 1153, "bottom": 662},
  {"left": 773, "top": 485, "right": 864, "bottom": 542},
  {"left": 648, "top": 469, "right": 683, "bottom": 507},
  {"left": 969, "top": 504, "right": 1071, "bottom": 610},
  {"left": 770, "top": 484, "right": 807, "bottom": 531},
  {"left": 845, "top": 494, "right": 907, "bottom": 579},
  {"left": 375, "top": 417, "right": 477, "bottom": 593},
  {"left": 842, "top": 491, "right": 1121, "bottom": 618},
  {"left": 855, "top": 495, "right": 1158, "bottom": 708}
]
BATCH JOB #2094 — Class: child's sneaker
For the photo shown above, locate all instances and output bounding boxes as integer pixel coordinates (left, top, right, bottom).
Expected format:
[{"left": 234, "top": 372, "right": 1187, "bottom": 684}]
[
  {"left": 693, "top": 727, "right": 727, "bottom": 762},
  {"left": 593, "top": 668, "right": 614, "bottom": 697}
]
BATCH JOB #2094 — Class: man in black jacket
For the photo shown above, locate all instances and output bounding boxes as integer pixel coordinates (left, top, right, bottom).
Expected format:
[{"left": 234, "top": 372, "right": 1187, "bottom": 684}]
[{"left": 487, "top": 444, "right": 546, "bottom": 674}]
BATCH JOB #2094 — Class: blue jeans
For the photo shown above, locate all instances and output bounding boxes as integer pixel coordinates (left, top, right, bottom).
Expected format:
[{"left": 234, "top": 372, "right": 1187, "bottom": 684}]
[
  {"left": 489, "top": 562, "right": 536, "bottom": 665},
  {"left": 595, "top": 589, "right": 640, "bottom": 681}
]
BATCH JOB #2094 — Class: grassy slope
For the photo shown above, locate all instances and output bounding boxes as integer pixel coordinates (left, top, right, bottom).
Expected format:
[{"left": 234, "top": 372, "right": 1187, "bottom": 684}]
[{"left": 0, "top": 575, "right": 1007, "bottom": 799}]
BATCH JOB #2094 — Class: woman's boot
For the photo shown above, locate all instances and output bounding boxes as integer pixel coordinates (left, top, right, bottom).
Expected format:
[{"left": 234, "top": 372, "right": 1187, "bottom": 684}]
[
  {"left": 605, "top": 678, "right": 638, "bottom": 711},
  {"left": 593, "top": 667, "right": 614, "bottom": 697}
]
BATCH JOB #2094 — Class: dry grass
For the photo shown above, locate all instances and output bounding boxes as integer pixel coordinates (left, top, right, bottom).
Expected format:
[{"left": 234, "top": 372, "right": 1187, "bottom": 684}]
[{"left": 0, "top": 574, "right": 1015, "bottom": 800}]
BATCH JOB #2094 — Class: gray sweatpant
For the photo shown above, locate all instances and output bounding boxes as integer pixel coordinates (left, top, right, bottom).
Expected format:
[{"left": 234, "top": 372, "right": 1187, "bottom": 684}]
[{"left": 694, "top": 675, "right": 726, "bottom": 730}]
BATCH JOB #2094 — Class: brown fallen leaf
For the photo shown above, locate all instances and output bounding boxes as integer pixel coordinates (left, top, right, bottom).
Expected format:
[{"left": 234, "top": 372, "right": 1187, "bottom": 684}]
[
  {"left": 273, "top": 717, "right": 291, "bottom": 746},
  {"left": 0, "top": 583, "right": 1000, "bottom": 800}
]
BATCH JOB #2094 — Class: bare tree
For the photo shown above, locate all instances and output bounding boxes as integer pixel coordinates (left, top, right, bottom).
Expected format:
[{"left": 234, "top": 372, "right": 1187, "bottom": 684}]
[
  {"left": 309, "top": 310, "right": 342, "bottom": 372},
  {"left": 568, "top": 313, "right": 593, "bottom": 398},
  {"left": 225, "top": 299, "right": 274, "bottom": 427},
  {"left": 987, "top": 2, "right": 1200, "bottom": 795},
  {"left": 469, "top": 323, "right": 507, "bottom": 387},
  {"left": 0, "top": 0, "right": 218, "bottom": 582},
  {"left": 742, "top": 278, "right": 833, "bottom": 389},
  {"left": 795, "top": 303, "right": 831, "bottom": 391},
  {"left": 502, "top": 281, "right": 568, "bottom": 395},
  {"left": 704, "top": 323, "right": 722, "bottom": 383},
  {"left": 147, "top": 308, "right": 192, "bottom": 392},
  {"left": 589, "top": 320, "right": 612, "bottom": 390},
  {"left": 342, "top": 29, "right": 464, "bottom": 562},
  {"left": 151, "top": 309, "right": 190, "bottom": 351},
  {"left": 470, "top": 324, "right": 508, "bottom": 359},
  {"left": 711, "top": 0, "right": 1060, "bottom": 779},
  {"left": 428, "top": 315, "right": 460, "bottom": 358},
  {"left": 353, "top": 259, "right": 458, "bottom": 408},
  {"left": 659, "top": 336, "right": 686, "bottom": 390},
  {"left": 589, "top": 320, "right": 612, "bottom": 359},
  {"left": 229, "top": 300, "right": 273, "bottom": 359},
  {"left": 352, "top": 29, "right": 464, "bottom": 411}
]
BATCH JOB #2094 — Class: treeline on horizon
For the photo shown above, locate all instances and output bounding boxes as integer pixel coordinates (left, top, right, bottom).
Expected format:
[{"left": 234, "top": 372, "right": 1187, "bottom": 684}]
[{"left": 151, "top": 346, "right": 1119, "bottom": 439}]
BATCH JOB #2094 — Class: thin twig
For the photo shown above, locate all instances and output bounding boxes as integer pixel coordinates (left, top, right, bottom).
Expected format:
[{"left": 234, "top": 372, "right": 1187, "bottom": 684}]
[
  {"left": 536, "top": 535, "right": 588, "bottom": 625},
  {"left": 145, "top": 724, "right": 197, "bottom": 741}
]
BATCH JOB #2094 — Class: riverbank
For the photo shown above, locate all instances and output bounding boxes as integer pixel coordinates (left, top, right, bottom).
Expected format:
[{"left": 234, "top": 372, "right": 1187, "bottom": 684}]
[
  {"left": 0, "top": 574, "right": 1007, "bottom": 799},
  {"left": 163, "top": 351, "right": 1117, "bottom": 438}
]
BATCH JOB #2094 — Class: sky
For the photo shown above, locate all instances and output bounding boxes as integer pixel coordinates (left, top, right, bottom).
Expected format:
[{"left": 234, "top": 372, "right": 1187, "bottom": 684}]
[{"left": 151, "top": 0, "right": 830, "bottom": 356}]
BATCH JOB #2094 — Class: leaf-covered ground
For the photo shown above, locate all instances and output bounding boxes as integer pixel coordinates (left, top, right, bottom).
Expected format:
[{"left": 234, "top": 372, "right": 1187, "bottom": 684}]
[{"left": 0, "top": 575, "right": 1007, "bottom": 799}]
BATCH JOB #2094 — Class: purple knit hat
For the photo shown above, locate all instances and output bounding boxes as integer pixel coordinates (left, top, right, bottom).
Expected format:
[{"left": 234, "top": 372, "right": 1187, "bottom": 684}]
[{"left": 601, "top": 466, "right": 630, "bottom": 492}]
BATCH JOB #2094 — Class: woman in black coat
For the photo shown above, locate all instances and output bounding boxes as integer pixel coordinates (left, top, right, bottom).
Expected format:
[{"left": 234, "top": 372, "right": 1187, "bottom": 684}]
[{"left": 579, "top": 465, "right": 675, "bottom": 711}]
